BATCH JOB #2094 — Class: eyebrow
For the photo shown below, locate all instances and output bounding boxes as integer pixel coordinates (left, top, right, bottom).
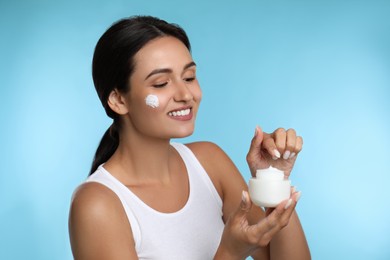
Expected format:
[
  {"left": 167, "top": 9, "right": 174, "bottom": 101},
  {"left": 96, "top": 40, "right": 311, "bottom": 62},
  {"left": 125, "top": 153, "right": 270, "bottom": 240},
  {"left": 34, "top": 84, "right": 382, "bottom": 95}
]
[{"left": 144, "top": 61, "right": 196, "bottom": 80}]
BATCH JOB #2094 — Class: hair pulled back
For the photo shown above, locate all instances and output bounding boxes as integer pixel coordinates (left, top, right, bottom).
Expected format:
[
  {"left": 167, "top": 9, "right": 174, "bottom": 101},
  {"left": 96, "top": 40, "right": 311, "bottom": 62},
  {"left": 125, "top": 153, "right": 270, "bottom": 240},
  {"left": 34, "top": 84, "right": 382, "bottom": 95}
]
[{"left": 90, "top": 16, "right": 191, "bottom": 175}]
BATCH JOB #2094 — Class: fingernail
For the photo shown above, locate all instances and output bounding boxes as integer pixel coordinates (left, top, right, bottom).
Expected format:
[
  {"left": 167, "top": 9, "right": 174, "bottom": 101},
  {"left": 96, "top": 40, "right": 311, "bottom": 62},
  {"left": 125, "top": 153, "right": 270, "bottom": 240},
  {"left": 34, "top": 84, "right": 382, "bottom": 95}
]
[
  {"left": 242, "top": 191, "right": 247, "bottom": 203},
  {"left": 273, "top": 149, "right": 281, "bottom": 159},
  {"left": 283, "top": 150, "right": 291, "bottom": 160},
  {"left": 284, "top": 199, "right": 293, "bottom": 209},
  {"left": 291, "top": 186, "right": 296, "bottom": 193},
  {"left": 289, "top": 152, "right": 296, "bottom": 159},
  {"left": 254, "top": 127, "right": 258, "bottom": 137},
  {"left": 295, "top": 191, "right": 302, "bottom": 202}
]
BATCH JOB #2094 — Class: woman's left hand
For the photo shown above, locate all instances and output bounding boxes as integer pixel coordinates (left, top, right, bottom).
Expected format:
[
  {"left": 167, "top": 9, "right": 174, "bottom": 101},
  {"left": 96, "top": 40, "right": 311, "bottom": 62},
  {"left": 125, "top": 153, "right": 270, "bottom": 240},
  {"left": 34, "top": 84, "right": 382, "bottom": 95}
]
[{"left": 246, "top": 126, "right": 303, "bottom": 178}]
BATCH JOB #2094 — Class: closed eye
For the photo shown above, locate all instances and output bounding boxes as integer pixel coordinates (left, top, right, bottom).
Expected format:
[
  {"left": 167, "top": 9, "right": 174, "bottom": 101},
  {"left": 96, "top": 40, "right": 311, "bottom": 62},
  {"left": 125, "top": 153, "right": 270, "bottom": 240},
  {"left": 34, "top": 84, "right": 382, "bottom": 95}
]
[
  {"left": 184, "top": 77, "right": 196, "bottom": 83},
  {"left": 153, "top": 82, "right": 168, "bottom": 88}
]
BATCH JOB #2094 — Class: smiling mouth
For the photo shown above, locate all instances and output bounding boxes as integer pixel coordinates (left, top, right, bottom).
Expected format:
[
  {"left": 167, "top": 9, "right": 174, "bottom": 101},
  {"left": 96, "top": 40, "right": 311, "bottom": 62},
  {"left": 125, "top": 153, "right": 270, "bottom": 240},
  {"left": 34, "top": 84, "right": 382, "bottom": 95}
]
[{"left": 168, "top": 108, "right": 191, "bottom": 117}]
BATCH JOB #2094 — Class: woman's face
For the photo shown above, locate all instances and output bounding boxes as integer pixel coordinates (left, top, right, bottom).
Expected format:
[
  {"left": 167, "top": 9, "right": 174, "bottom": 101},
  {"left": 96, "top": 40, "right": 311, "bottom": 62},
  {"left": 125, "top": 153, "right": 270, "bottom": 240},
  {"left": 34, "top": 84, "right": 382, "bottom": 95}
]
[{"left": 123, "top": 36, "right": 202, "bottom": 139}]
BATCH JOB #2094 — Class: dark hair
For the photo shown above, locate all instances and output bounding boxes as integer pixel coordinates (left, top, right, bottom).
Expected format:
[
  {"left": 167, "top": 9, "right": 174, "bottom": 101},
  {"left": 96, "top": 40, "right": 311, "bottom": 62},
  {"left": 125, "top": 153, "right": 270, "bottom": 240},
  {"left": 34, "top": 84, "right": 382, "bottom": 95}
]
[{"left": 89, "top": 16, "right": 191, "bottom": 175}]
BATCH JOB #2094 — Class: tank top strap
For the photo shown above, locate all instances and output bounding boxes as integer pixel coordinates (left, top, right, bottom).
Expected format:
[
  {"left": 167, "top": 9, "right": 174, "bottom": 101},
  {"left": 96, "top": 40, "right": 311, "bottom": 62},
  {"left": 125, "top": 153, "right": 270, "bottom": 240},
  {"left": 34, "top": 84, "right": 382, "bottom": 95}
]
[
  {"left": 170, "top": 142, "right": 223, "bottom": 210},
  {"left": 86, "top": 167, "right": 142, "bottom": 251}
]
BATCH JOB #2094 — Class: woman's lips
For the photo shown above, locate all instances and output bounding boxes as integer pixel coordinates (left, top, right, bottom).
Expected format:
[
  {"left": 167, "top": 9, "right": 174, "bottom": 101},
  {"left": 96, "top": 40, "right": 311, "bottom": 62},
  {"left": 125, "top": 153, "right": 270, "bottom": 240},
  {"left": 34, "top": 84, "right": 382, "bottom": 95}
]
[{"left": 167, "top": 107, "right": 193, "bottom": 121}]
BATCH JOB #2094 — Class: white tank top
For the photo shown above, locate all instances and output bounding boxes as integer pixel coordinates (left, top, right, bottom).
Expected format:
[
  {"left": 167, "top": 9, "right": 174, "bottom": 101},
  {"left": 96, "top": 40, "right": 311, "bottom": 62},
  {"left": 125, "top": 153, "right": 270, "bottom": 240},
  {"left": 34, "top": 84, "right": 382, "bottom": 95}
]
[{"left": 86, "top": 142, "right": 225, "bottom": 259}]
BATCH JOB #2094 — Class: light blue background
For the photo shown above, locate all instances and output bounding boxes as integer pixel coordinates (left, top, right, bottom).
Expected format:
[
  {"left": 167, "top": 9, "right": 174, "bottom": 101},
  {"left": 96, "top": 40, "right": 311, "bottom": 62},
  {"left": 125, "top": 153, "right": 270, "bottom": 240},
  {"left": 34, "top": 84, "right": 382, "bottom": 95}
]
[{"left": 1, "top": 0, "right": 389, "bottom": 259}]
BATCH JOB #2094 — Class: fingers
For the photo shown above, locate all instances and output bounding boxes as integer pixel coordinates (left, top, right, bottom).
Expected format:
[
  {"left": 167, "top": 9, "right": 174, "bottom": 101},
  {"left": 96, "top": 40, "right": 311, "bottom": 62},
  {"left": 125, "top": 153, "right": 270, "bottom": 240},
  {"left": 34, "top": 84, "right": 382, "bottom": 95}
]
[
  {"left": 284, "top": 129, "right": 296, "bottom": 159},
  {"left": 262, "top": 133, "right": 280, "bottom": 160},
  {"left": 264, "top": 200, "right": 296, "bottom": 238},
  {"left": 294, "top": 136, "right": 303, "bottom": 156},
  {"left": 248, "top": 190, "right": 302, "bottom": 246},
  {"left": 248, "top": 126, "right": 264, "bottom": 153},
  {"left": 226, "top": 190, "right": 302, "bottom": 250},
  {"left": 262, "top": 128, "right": 303, "bottom": 160},
  {"left": 292, "top": 188, "right": 302, "bottom": 202},
  {"left": 264, "top": 189, "right": 302, "bottom": 233},
  {"left": 263, "top": 198, "right": 295, "bottom": 231},
  {"left": 244, "top": 199, "right": 294, "bottom": 246},
  {"left": 275, "top": 128, "right": 287, "bottom": 157}
]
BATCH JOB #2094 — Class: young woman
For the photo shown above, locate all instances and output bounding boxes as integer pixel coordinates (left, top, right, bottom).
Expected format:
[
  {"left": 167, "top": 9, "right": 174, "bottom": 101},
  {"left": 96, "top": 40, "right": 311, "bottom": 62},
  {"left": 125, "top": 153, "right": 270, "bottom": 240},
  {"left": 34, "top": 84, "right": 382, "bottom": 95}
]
[{"left": 69, "top": 16, "right": 310, "bottom": 260}]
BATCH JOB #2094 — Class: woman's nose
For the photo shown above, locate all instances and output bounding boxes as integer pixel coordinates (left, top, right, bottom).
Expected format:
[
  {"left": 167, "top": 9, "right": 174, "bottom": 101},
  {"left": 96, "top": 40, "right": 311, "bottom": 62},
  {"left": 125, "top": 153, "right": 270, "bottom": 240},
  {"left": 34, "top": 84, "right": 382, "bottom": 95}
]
[{"left": 174, "top": 80, "right": 193, "bottom": 102}]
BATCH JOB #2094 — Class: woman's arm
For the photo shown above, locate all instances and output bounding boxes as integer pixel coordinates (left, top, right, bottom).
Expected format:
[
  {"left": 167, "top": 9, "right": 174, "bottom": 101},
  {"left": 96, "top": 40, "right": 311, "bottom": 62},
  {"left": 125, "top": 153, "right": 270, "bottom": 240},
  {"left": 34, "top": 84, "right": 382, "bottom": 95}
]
[
  {"left": 69, "top": 182, "right": 138, "bottom": 260},
  {"left": 268, "top": 210, "right": 310, "bottom": 259}
]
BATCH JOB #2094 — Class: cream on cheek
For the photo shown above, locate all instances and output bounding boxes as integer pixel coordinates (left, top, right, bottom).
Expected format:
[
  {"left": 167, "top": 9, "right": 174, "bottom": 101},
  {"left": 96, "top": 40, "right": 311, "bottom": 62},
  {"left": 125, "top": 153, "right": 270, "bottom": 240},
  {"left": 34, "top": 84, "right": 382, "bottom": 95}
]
[{"left": 145, "top": 94, "right": 160, "bottom": 108}]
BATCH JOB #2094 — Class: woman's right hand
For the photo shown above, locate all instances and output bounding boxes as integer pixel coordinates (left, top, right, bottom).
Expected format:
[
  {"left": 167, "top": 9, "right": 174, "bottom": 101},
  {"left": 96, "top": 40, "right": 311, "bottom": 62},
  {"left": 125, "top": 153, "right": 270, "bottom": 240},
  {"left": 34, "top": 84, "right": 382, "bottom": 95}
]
[{"left": 215, "top": 190, "right": 300, "bottom": 260}]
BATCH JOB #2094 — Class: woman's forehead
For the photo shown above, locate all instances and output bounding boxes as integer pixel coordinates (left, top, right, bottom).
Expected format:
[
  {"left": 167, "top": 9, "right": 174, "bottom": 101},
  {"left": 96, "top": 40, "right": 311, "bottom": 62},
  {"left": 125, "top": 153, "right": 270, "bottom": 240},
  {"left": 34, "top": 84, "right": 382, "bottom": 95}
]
[{"left": 132, "top": 36, "right": 193, "bottom": 75}]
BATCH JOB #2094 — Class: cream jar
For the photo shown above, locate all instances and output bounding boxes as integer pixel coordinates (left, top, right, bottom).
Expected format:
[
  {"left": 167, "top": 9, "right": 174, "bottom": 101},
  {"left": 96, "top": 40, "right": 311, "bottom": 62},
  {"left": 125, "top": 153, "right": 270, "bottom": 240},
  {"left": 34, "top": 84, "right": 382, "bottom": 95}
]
[{"left": 248, "top": 166, "right": 291, "bottom": 207}]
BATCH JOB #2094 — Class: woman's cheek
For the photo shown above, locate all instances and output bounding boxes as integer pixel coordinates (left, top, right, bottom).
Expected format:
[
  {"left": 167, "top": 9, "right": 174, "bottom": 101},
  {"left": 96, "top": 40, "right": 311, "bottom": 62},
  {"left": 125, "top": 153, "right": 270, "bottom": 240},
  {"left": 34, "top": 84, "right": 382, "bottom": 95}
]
[
  {"left": 145, "top": 94, "right": 159, "bottom": 108},
  {"left": 144, "top": 93, "right": 170, "bottom": 112}
]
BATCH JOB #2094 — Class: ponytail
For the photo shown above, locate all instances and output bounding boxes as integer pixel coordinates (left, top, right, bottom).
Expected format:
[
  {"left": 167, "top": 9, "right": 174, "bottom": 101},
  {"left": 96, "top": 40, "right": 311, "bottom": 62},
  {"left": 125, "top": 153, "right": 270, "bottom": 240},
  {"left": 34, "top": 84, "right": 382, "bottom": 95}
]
[{"left": 89, "top": 123, "right": 119, "bottom": 175}]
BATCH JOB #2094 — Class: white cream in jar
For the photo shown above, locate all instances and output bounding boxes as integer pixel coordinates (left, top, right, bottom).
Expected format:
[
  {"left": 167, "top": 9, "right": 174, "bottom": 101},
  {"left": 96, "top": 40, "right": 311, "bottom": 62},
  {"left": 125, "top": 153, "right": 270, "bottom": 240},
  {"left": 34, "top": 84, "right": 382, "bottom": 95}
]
[{"left": 248, "top": 166, "right": 291, "bottom": 207}]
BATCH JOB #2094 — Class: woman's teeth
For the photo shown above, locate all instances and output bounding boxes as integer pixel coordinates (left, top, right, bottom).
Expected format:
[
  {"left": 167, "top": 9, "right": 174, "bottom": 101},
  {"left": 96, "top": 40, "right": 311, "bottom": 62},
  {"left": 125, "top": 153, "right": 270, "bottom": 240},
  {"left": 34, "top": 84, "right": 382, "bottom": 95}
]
[{"left": 168, "top": 108, "right": 190, "bottom": 117}]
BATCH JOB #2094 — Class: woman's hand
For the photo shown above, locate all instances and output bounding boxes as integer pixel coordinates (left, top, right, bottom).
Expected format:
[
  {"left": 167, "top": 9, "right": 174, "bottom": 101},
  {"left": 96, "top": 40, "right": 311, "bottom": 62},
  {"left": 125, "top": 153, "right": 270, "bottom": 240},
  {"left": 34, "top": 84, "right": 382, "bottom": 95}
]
[
  {"left": 246, "top": 126, "right": 303, "bottom": 178},
  {"left": 215, "top": 190, "right": 301, "bottom": 260}
]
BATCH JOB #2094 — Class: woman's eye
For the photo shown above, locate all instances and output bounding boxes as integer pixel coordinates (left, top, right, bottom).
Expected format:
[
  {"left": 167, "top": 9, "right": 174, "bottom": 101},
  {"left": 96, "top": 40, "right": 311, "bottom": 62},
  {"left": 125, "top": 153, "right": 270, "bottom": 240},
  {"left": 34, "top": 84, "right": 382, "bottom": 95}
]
[
  {"left": 152, "top": 82, "right": 168, "bottom": 88},
  {"left": 184, "top": 77, "right": 195, "bottom": 83}
]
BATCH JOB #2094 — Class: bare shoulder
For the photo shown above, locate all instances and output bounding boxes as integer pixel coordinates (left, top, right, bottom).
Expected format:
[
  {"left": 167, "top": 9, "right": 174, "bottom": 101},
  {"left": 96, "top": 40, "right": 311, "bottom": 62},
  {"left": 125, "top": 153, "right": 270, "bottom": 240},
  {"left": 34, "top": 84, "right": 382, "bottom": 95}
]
[
  {"left": 185, "top": 141, "right": 244, "bottom": 197},
  {"left": 185, "top": 141, "right": 230, "bottom": 165},
  {"left": 70, "top": 182, "right": 122, "bottom": 220},
  {"left": 69, "top": 182, "right": 137, "bottom": 259},
  {"left": 185, "top": 141, "right": 239, "bottom": 176}
]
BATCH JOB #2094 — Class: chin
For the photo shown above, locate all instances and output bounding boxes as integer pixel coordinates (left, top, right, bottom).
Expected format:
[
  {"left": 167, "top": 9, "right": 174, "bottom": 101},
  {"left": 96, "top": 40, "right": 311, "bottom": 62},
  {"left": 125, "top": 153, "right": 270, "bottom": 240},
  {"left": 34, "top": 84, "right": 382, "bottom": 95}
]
[{"left": 172, "top": 128, "right": 195, "bottom": 138}]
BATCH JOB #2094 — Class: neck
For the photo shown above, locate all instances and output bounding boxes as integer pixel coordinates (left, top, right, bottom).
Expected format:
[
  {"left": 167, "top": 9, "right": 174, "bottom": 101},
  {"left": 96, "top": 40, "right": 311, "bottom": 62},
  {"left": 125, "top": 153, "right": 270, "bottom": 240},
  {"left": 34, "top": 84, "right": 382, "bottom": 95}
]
[{"left": 105, "top": 129, "right": 175, "bottom": 185}]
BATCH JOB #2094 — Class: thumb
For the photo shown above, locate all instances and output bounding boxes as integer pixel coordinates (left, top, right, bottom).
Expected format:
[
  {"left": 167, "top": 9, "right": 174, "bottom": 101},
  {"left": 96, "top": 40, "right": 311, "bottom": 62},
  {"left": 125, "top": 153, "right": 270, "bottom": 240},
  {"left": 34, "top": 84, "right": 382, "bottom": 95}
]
[
  {"left": 234, "top": 191, "right": 252, "bottom": 219},
  {"left": 246, "top": 126, "right": 264, "bottom": 171},
  {"left": 250, "top": 126, "right": 264, "bottom": 151}
]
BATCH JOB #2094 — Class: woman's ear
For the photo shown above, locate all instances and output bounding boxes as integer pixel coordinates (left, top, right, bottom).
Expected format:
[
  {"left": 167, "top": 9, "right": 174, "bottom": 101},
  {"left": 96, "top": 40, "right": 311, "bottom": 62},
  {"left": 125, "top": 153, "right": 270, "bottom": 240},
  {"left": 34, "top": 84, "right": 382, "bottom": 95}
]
[{"left": 107, "top": 89, "right": 129, "bottom": 115}]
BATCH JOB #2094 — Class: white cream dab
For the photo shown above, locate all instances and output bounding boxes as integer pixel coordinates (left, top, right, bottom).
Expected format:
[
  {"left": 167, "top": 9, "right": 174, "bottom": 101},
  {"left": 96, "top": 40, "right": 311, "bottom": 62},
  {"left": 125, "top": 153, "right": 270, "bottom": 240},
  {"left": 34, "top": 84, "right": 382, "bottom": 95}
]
[{"left": 145, "top": 94, "right": 159, "bottom": 108}]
